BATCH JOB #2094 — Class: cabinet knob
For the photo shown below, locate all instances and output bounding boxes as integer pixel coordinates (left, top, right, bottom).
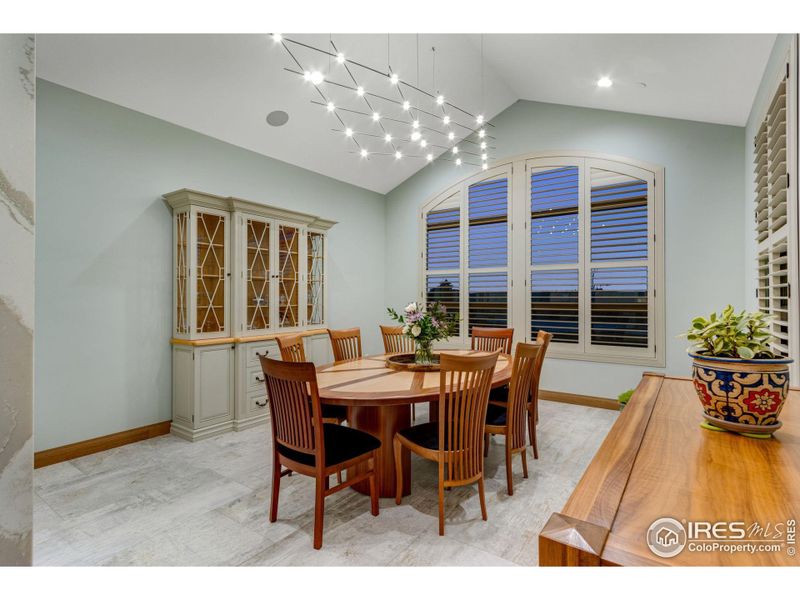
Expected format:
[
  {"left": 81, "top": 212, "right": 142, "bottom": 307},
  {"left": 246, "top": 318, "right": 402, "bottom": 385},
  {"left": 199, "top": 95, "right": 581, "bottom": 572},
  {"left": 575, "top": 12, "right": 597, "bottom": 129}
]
[
  {"left": 256, "top": 399, "right": 267, "bottom": 407},
  {"left": 255, "top": 375, "right": 265, "bottom": 383}
]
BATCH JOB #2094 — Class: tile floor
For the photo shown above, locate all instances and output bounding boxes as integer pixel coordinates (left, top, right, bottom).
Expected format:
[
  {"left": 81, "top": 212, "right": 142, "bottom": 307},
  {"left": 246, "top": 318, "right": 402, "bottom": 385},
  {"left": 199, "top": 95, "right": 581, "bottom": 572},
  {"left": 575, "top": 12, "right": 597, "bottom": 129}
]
[{"left": 33, "top": 401, "right": 617, "bottom": 566}]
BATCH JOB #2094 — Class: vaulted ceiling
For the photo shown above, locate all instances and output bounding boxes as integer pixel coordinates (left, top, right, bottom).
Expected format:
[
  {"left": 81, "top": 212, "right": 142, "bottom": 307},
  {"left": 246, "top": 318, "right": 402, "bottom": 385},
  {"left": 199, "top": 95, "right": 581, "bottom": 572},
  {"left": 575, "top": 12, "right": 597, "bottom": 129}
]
[{"left": 37, "top": 33, "right": 776, "bottom": 194}]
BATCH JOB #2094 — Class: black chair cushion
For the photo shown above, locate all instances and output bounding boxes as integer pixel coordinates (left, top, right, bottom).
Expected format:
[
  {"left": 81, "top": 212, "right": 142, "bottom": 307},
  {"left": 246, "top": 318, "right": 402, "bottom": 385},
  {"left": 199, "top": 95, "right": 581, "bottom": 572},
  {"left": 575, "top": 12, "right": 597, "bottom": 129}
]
[
  {"left": 277, "top": 423, "right": 380, "bottom": 468},
  {"left": 485, "top": 403, "right": 507, "bottom": 426},
  {"left": 397, "top": 421, "right": 440, "bottom": 450},
  {"left": 322, "top": 404, "right": 348, "bottom": 422},
  {"left": 489, "top": 385, "right": 509, "bottom": 404}
]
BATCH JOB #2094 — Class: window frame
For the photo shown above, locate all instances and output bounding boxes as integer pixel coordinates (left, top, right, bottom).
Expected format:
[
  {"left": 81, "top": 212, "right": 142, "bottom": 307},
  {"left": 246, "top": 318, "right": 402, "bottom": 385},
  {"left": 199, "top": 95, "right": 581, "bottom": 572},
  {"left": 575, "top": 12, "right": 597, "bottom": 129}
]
[{"left": 419, "top": 150, "right": 665, "bottom": 367}]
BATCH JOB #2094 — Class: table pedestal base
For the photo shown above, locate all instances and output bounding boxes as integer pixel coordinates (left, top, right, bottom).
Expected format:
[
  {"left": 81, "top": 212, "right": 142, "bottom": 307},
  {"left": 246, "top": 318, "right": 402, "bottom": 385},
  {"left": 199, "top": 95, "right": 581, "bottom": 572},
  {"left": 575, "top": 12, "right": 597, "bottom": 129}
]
[{"left": 347, "top": 404, "right": 411, "bottom": 498}]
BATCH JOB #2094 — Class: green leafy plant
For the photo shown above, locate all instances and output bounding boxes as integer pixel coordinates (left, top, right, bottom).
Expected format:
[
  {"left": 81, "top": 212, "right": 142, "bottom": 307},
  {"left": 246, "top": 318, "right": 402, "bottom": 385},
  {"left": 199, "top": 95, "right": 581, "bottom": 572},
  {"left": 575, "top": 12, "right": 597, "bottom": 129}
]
[
  {"left": 683, "top": 305, "right": 774, "bottom": 359},
  {"left": 618, "top": 389, "right": 634, "bottom": 409}
]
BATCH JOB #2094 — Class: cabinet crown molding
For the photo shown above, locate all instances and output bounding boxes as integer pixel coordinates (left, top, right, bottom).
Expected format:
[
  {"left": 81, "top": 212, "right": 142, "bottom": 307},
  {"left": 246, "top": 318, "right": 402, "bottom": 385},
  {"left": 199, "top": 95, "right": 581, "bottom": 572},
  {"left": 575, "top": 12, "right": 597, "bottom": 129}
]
[{"left": 163, "top": 188, "right": 337, "bottom": 231}]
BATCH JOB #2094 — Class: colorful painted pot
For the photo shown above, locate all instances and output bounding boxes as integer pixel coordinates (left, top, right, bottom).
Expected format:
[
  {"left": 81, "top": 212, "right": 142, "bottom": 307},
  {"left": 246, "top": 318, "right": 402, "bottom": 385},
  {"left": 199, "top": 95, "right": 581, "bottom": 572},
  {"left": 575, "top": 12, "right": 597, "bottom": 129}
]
[{"left": 690, "top": 352, "right": 793, "bottom": 435}]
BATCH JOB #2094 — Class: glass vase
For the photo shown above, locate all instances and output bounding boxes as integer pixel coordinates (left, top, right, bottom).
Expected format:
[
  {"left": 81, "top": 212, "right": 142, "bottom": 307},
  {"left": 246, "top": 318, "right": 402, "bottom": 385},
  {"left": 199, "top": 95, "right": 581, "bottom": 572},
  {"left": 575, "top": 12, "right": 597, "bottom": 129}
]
[{"left": 415, "top": 339, "right": 434, "bottom": 365}]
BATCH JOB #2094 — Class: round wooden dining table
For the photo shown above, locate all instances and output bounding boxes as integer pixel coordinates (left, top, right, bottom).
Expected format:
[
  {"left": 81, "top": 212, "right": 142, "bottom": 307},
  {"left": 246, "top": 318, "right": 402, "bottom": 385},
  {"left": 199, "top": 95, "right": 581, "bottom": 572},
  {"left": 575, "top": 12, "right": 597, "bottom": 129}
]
[{"left": 315, "top": 350, "right": 512, "bottom": 498}]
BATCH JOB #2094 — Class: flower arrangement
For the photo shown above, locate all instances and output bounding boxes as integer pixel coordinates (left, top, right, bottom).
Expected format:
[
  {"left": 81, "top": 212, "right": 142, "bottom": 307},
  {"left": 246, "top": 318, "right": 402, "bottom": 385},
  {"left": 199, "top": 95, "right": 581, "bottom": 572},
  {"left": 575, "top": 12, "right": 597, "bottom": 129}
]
[{"left": 387, "top": 301, "right": 459, "bottom": 364}]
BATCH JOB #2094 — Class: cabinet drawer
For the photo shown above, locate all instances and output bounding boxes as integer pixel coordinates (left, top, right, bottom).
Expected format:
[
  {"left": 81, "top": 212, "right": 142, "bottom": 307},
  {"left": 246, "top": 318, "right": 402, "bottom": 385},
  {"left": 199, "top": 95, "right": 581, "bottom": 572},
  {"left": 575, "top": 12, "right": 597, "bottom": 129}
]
[
  {"left": 247, "top": 364, "right": 268, "bottom": 392},
  {"left": 248, "top": 389, "right": 269, "bottom": 414},
  {"left": 245, "top": 342, "right": 278, "bottom": 367}
]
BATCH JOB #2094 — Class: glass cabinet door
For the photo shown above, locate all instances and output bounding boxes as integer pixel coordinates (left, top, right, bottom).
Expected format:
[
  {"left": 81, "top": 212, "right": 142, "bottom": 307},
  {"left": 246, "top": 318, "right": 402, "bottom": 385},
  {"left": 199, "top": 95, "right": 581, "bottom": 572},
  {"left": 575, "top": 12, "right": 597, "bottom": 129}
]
[
  {"left": 195, "top": 210, "right": 227, "bottom": 334},
  {"left": 245, "top": 217, "right": 270, "bottom": 331},
  {"left": 307, "top": 231, "right": 325, "bottom": 325},
  {"left": 278, "top": 223, "right": 300, "bottom": 328},
  {"left": 175, "top": 211, "right": 190, "bottom": 335}
]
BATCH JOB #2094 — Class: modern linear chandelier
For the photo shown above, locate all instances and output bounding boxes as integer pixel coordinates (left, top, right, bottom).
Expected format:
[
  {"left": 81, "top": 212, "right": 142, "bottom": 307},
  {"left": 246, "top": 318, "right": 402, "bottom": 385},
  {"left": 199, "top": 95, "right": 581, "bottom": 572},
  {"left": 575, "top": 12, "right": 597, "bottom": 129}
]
[{"left": 271, "top": 34, "right": 495, "bottom": 169}]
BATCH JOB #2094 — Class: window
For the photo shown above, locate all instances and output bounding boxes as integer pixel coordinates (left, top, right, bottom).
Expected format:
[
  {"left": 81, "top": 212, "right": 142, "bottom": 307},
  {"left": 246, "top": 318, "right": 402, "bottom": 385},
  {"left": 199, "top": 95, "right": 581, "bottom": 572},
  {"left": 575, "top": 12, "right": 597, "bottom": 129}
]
[{"left": 421, "top": 153, "right": 664, "bottom": 366}]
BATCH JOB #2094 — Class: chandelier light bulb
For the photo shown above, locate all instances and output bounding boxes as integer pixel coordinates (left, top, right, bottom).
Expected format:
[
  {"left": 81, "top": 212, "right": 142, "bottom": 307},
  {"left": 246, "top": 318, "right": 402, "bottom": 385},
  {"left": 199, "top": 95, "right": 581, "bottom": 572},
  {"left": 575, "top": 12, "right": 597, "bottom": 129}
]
[
  {"left": 395, "top": 150, "right": 402, "bottom": 159},
  {"left": 356, "top": 86, "right": 365, "bottom": 96},
  {"left": 426, "top": 153, "right": 434, "bottom": 161},
  {"left": 482, "top": 162, "right": 488, "bottom": 170},
  {"left": 326, "top": 101, "right": 335, "bottom": 112},
  {"left": 384, "top": 133, "right": 392, "bottom": 142},
  {"left": 336, "top": 52, "right": 345, "bottom": 64},
  {"left": 345, "top": 127, "right": 353, "bottom": 137},
  {"left": 420, "top": 139, "right": 427, "bottom": 148},
  {"left": 412, "top": 120, "right": 419, "bottom": 129},
  {"left": 478, "top": 129, "right": 485, "bottom": 138},
  {"left": 436, "top": 95, "right": 444, "bottom": 105},
  {"left": 456, "top": 158, "right": 462, "bottom": 166},
  {"left": 304, "top": 71, "right": 324, "bottom": 85},
  {"left": 452, "top": 146, "right": 459, "bottom": 154},
  {"left": 411, "top": 131, "right": 421, "bottom": 141},
  {"left": 360, "top": 148, "right": 368, "bottom": 157},
  {"left": 271, "top": 33, "right": 282, "bottom": 43},
  {"left": 480, "top": 141, "right": 487, "bottom": 149},
  {"left": 390, "top": 73, "right": 399, "bottom": 85},
  {"left": 481, "top": 153, "right": 487, "bottom": 160},
  {"left": 372, "top": 112, "right": 380, "bottom": 122},
  {"left": 403, "top": 100, "right": 410, "bottom": 111},
  {"left": 476, "top": 114, "right": 484, "bottom": 124},
  {"left": 448, "top": 131, "right": 455, "bottom": 141},
  {"left": 443, "top": 115, "right": 451, "bottom": 125}
]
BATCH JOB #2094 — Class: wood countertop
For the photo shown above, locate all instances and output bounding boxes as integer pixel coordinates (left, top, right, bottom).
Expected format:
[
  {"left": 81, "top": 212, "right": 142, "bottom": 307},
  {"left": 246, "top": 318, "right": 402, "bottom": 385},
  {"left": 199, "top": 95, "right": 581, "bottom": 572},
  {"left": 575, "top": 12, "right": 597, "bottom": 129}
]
[{"left": 539, "top": 373, "right": 800, "bottom": 566}]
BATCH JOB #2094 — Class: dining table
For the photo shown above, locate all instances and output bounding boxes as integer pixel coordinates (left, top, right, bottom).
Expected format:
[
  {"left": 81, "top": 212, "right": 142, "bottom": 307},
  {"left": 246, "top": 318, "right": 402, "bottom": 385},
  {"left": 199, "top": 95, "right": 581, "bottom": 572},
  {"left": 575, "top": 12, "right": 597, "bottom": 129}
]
[{"left": 315, "top": 350, "right": 512, "bottom": 498}]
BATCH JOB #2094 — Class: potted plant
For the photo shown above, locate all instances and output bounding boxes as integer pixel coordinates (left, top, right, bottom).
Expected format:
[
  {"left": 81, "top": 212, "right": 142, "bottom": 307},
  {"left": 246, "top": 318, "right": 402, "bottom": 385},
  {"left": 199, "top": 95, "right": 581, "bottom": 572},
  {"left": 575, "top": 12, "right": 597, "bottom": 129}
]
[
  {"left": 387, "top": 301, "right": 459, "bottom": 365},
  {"left": 684, "top": 305, "right": 792, "bottom": 437},
  {"left": 618, "top": 389, "right": 634, "bottom": 411}
]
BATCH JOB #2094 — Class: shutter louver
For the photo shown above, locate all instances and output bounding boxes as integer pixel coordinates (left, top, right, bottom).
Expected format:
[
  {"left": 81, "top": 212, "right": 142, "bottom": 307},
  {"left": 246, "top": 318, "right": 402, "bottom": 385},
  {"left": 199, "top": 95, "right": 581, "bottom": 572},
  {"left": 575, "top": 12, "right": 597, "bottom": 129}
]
[
  {"left": 590, "top": 267, "right": 648, "bottom": 348},
  {"left": 468, "top": 272, "right": 508, "bottom": 334},
  {"left": 531, "top": 269, "right": 579, "bottom": 343},
  {"left": 426, "top": 208, "right": 460, "bottom": 270},
  {"left": 590, "top": 173, "right": 648, "bottom": 262},
  {"left": 531, "top": 167, "right": 579, "bottom": 265},
  {"left": 426, "top": 274, "right": 460, "bottom": 336}
]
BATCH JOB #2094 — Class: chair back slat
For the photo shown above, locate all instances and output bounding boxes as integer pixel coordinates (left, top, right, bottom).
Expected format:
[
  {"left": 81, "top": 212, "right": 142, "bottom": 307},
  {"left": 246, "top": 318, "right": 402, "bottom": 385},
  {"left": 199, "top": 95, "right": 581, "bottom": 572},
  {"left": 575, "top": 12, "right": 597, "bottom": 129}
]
[
  {"left": 532, "top": 330, "right": 552, "bottom": 404},
  {"left": 506, "top": 342, "right": 543, "bottom": 450},
  {"left": 380, "top": 325, "right": 414, "bottom": 354},
  {"left": 259, "top": 356, "right": 323, "bottom": 463},
  {"left": 438, "top": 351, "right": 499, "bottom": 484},
  {"left": 277, "top": 334, "right": 307, "bottom": 363},
  {"left": 327, "top": 327, "right": 363, "bottom": 362},
  {"left": 470, "top": 327, "right": 514, "bottom": 354}
]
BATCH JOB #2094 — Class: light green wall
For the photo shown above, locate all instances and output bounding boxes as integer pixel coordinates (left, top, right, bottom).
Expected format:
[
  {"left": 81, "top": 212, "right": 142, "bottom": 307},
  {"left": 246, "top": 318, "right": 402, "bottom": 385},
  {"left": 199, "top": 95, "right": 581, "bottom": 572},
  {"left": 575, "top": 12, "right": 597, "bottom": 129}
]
[
  {"left": 35, "top": 81, "right": 387, "bottom": 451},
  {"left": 385, "top": 99, "right": 746, "bottom": 398}
]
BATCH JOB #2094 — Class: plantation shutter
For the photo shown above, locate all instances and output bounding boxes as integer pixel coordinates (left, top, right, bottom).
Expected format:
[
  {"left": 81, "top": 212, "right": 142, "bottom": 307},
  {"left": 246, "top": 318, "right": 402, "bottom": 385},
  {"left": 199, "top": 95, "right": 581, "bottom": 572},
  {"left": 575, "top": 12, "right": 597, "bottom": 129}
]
[
  {"left": 467, "top": 173, "right": 509, "bottom": 336},
  {"left": 754, "top": 67, "right": 796, "bottom": 363},
  {"left": 424, "top": 191, "right": 461, "bottom": 336}
]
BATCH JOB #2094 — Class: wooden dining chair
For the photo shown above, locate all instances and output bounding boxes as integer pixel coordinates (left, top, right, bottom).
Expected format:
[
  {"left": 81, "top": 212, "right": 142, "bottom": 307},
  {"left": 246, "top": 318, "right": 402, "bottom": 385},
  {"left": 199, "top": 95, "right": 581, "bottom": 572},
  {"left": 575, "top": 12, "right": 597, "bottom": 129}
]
[
  {"left": 327, "top": 327, "right": 363, "bottom": 362},
  {"left": 380, "top": 324, "right": 415, "bottom": 354},
  {"left": 380, "top": 324, "right": 419, "bottom": 421},
  {"left": 277, "top": 333, "right": 347, "bottom": 427},
  {"left": 488, "top": 330, "right": 551, "bottom": 459},
  {"left": 393, "top": 350, "right": 500, "bottom": 536},
  {"left": 259, "top": 355, "right": 380, "bottom": 550},
  {"left": 484, "top": 342, "right": 543, "bottom": 495},
  {"left": 471, "top": 327, "right": 514, "bottom": 354}
]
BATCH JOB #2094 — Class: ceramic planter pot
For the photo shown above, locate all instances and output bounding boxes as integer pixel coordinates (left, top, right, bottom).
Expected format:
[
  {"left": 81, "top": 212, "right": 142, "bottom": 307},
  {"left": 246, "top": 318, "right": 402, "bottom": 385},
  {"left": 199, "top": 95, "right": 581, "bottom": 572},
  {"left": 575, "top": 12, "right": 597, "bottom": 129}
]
[{"left": 689, "top": 352, "right": 793, "bottom": 435}]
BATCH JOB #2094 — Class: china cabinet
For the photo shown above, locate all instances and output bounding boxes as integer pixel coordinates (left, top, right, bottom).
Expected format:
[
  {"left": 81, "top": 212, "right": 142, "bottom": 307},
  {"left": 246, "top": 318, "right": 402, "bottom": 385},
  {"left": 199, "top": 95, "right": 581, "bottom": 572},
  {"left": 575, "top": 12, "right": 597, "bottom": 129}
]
[{"left": 164, "top": 189, "right": 335, "bottom": 440}]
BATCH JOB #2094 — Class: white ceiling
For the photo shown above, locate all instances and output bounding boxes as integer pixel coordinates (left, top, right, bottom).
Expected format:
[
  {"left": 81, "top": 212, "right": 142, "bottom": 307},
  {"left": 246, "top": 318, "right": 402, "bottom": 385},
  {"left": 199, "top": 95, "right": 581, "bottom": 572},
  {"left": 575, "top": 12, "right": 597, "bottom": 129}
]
[{"left": 37, "top": 33, "right": 776, "bottom": 195}]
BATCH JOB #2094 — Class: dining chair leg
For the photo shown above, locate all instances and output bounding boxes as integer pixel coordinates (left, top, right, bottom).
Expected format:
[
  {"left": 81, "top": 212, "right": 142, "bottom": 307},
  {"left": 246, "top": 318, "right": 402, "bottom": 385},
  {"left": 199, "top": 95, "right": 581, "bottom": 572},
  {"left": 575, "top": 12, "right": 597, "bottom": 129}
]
[
  {"left": 336, "top": 469, "right": 342, "bottom": 485},
  {"left": 313, "top": 476, "right": 325, "bottom": 550},
  {"left": 438, "top": 464, "right": 446, "bottom": 536},
  {"left": 369, "top": 454, "right": 379, "bottom": 516},
  {"left": 269, "top": 452, "right": 281, "bottom": 523},
  {"left": 505, "top": 446, "right": 514, "bottom": 496},
  {"left": 528, "top": 410, "right": 539, "bottom": 460},
  {"left": 411, "top": 403, "right": 416, "bottom": 423},
  {"left": 393, "top": 437, "right": 403, "bottom": 506},
  {"left": 520, "top": 447, "right": 529, "bottom": 479},
  {"left": 477, "top": 477, "right": 488, "bottom": 522},
  {"left": 483, "top": 432, "right": 490, "bottom": 457}
]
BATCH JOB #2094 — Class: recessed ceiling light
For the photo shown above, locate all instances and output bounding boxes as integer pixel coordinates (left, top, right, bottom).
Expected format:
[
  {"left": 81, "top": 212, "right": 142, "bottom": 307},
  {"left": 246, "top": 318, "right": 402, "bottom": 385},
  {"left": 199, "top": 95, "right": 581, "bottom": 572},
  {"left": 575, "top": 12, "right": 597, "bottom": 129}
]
[
  {"left": 597, "top": 76, "right": 613, "bottom": 88},
  {"left": 266, "top": 110, "right": 289, "bottom": 127}
]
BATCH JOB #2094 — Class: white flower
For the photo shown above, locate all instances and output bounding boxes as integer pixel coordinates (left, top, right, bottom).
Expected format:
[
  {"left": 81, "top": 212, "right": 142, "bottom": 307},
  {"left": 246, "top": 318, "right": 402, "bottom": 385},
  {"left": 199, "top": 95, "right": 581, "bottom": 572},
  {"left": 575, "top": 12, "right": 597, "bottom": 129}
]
[
  {"left": 404, "top": 302, "right": 417, "bottom": 313},
  {"left": 402, "top": 324, "right": 410, "bottom": 334},
  {"left": 411, "top": 325, "right": 422, "bottom": 337}
]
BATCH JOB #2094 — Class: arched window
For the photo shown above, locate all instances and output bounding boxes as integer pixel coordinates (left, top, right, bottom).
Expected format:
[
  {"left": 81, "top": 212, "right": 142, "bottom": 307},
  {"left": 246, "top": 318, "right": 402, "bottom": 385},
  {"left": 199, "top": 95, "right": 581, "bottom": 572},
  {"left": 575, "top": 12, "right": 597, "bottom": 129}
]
[{"left": 421, "top": 152, "right": 665, "bottom": 366}]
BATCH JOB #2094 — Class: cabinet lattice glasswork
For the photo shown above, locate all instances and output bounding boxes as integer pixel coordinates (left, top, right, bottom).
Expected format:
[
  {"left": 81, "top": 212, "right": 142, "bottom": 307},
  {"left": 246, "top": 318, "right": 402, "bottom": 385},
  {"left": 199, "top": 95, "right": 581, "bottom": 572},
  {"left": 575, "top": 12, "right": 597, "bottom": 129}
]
[
  {"left": 753, "top": 55, "right": 797, "bottom": 376},
  {"left": 164, "top": 189, "right": 335, "bottom": 441}
]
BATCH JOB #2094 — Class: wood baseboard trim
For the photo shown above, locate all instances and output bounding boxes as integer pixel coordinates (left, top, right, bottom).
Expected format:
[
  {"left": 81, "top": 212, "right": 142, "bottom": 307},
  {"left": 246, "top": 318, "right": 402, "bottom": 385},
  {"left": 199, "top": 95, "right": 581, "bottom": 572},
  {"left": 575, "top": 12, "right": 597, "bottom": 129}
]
[
  {"left": 34, "top": 421, "right": 172, "bottom": 469},
  {"left": 540, "top": 389, "right": 618, "bottom": 411}
]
